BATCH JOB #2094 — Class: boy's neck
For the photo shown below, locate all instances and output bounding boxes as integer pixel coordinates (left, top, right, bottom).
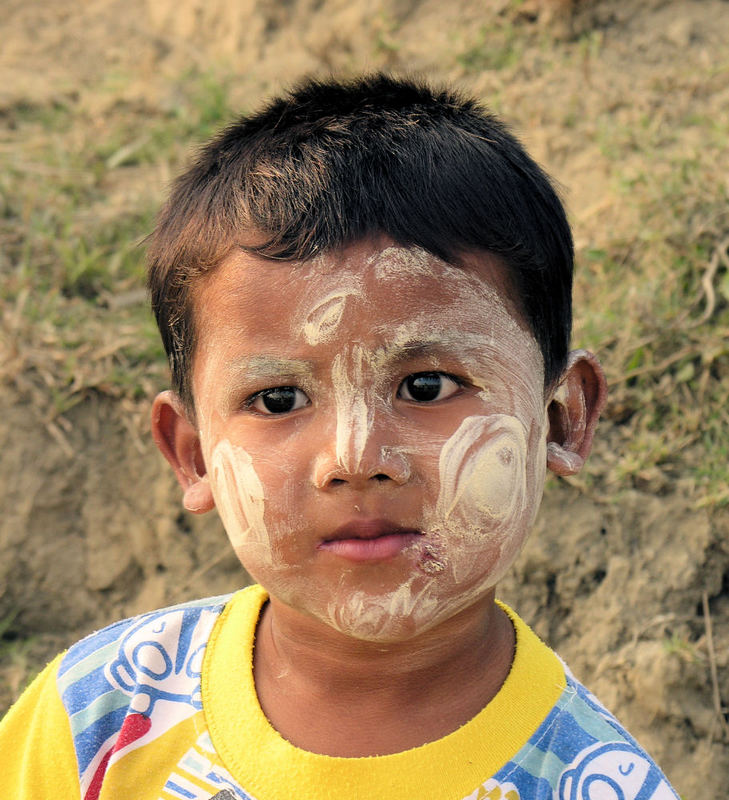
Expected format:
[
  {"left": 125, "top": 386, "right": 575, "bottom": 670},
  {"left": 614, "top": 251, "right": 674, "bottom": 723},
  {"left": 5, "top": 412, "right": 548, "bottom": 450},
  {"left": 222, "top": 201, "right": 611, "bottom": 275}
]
[{"left": 252, "top": 591, "right": 515, "bottom": 757}]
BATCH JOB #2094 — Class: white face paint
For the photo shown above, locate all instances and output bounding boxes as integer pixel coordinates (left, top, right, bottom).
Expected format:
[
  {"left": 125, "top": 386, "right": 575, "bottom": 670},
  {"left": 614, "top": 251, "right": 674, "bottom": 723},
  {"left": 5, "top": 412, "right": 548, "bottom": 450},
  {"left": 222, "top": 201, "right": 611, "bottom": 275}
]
[
  {"left": 193, "top": 241, "right": 549, "bottom": 642},
  {"left": 331, "top": 347, "right": 374, "bottom": 475},
  {"left": 438, "top": 415, "right": 528, "bottom": 523},
  {"left": 209, "top": 439, "right": 267, "bottom": 552},
  {"left": 433, "top": 413, "right": 547, "bottom": 585},
  {"left": 367, "top": 245, "right": 439, "bottom": 280},
  {"left": 300, "top": 280, "right": 362, "bottom": 345}
]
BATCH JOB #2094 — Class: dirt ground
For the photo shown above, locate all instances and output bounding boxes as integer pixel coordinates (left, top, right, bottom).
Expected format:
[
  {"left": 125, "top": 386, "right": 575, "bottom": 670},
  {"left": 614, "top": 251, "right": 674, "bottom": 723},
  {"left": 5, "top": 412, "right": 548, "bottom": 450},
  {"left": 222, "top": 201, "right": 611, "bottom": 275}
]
[{"left": 1, "top": 1, "right": 728, "bottom": 797}]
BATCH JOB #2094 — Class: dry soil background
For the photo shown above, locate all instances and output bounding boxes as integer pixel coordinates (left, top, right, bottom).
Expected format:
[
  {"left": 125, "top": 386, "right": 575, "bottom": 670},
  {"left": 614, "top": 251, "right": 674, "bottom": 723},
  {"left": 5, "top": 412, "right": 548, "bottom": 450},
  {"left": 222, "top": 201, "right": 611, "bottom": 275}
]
[{"left": 1, "top": 1, "right": 728, "bottom": 797}]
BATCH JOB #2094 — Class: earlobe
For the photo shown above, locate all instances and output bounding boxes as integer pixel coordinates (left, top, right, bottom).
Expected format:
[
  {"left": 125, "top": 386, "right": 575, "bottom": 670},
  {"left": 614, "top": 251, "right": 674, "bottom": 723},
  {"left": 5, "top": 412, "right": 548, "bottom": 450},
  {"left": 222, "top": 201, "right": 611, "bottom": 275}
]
[
  {"left": 151, "top": 391, "right": 215, "bottom": 514},
  {"left": 546, "top": 350, "right": 607, "bottom": 477}
]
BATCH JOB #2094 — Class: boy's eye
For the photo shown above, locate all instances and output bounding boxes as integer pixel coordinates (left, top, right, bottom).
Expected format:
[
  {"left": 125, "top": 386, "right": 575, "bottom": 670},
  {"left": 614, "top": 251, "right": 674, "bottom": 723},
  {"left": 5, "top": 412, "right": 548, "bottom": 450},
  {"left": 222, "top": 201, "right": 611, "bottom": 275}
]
[
  {"left": 398, "top": 372, "right": 462, "bottom": 403},
  {"left": 248, "top": 387, "right": 309, "bottom": 415}
]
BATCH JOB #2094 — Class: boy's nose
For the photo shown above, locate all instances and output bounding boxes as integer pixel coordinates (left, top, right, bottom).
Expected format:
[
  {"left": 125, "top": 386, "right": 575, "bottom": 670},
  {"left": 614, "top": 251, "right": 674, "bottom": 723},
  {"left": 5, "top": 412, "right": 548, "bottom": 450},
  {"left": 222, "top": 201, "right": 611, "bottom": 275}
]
[
  {"left": 314, "top": 357, "right": 411, "bottom": 489},
  {"left": 312, "top": 440, "right": 411, "bottom": 490}
]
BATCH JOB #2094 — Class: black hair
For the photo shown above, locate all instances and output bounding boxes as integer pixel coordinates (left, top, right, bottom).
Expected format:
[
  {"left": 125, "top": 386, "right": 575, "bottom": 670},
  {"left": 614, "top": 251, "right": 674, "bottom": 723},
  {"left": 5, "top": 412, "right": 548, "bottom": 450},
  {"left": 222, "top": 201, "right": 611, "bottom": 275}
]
[{"left": 148, "top": 73, "right": 573, "bottom": 413}]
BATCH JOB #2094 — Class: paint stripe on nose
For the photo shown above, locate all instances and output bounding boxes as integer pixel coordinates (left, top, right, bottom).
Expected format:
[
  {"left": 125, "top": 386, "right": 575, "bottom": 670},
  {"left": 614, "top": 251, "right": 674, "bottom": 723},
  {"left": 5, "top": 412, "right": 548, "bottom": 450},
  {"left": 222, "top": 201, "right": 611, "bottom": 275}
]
[{"left": 335, "top": 394, "right": 373, "bottom": 473}]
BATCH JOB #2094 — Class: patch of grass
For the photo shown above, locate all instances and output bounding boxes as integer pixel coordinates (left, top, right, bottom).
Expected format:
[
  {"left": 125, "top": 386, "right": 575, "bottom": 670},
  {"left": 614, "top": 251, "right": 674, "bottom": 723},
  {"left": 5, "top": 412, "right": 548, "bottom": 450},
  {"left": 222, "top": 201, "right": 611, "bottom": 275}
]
[
  {"left": 371, "top": 12, "right": 402, "bottom": 61},
  {"left": 0, "top": 69, "right": 235, "bottom": 420},
  {"left": 0, "top": 615, "right": 36, "bottom": 711},
  {"left": 662, "top": 632, "right": 703, "bottom": 664},
  {"left": 457, "top": 21, "right": 523, "bottom": 72},
  {"left": 575, "top": 91, "right": 729, "bottom": 506},
  {"left": 0, "top": 616, "right": 75, "bottom": 715},
  {"left": 4, "top": 96, "right": 76, "bottom": 132},
  {"left": 92, "top": 71, "right": 236, "bottom": 171}
]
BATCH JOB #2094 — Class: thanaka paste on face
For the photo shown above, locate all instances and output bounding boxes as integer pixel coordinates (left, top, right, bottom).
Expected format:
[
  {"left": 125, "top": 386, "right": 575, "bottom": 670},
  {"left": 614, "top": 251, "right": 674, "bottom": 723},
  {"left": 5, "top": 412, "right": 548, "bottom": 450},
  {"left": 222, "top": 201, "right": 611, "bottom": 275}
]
[
  {"left": 302, "top": 293, "right": 349, "bottom": 345},
  {"left": 196, "top": 244, "right": 549, "bottom": 642},
  {"left": 367, "top": 245, "right": 440, "bottom": 280},
  {"left": 331, "top": 346, "right": 375, "bottom": 475},
  {"left": 438, "top": 415, "right": 527, "bottom": 522},
  {"left": 433, "top": 413, "right": 546, "bottom": 584},
  {"left": 209, "top": 439, "right": 268, "bottom": 553}
]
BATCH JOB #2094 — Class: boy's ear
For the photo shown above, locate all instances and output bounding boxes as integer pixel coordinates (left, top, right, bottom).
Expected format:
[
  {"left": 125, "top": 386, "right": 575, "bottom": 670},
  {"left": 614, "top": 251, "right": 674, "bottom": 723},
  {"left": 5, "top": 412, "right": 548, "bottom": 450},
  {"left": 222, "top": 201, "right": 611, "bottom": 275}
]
[
  {"left": 151, "top": 390, "right": 215, "bottom": 514},
  {"left": 546, "top": 350, "right": 608, "bottom": 477}
]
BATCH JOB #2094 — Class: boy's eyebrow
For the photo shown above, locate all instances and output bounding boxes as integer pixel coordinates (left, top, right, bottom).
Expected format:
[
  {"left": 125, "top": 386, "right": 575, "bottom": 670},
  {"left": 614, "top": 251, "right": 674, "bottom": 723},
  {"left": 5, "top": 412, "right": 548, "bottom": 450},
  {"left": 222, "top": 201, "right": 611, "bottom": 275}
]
[
  {"left": 224, "top": 337, "right": 482, "bottom": 383},
  {"left": 377, "top": 337, "right": 470, "bottom": 367},
  {"left": 226, "top": 355, "right": 316, "bottom": 380}
]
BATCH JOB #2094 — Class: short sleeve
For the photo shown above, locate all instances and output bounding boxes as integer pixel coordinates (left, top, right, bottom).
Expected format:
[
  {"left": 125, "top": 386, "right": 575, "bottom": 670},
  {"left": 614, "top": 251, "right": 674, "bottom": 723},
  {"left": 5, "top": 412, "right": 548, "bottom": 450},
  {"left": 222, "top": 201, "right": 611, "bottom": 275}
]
[{"left": 0, "top": 653, "right": 81, "bottom": 799}]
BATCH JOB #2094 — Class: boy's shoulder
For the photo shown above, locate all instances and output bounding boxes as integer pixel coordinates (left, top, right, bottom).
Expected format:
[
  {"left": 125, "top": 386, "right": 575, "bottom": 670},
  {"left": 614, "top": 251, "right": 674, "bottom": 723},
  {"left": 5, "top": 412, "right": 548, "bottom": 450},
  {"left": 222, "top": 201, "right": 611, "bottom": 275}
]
[
  {"left": 512, "top": 662, "right": 678, "bottom": 800},
  {"left": 62, "top": 590, "right": 236, "bottom": 649},
  {"left": 473, "top": 605, "right": 678, "bottom": 799},
  {"left": 59, "top": 591, "right": 236, "bottom": 686},
  {"left": 56, "top": 591, "right": 238, "bottom": 768}
]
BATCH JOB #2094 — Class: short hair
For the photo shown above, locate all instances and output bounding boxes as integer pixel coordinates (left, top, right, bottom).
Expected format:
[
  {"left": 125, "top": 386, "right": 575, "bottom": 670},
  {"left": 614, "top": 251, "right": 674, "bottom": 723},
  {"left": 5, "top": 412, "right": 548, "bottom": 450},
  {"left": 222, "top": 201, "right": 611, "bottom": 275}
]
[{"left": 147, "top": 73, "right": 573, "bottom": 414}]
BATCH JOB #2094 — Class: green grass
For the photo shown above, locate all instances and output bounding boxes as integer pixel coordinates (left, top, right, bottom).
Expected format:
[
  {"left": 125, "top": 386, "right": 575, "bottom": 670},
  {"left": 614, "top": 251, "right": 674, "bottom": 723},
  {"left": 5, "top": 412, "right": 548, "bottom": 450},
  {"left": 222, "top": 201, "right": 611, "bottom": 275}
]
[
  {"left": 662, "top": 632, "right": 703, "bottom": 663},
  {"left": 2, "top": 51, "right": 727, "bottom": 509},
  {"left": 1, "top": 69, "right": 238, "bottom": 413},
  {"left": 0, "top": 614, "right": 35, "bottom": 709},
  {"left": 457, "top": 21, "right": 524, "bottom": 72},
  {"left": 574, "top": 96, "right": 729, "bottom": 504}
]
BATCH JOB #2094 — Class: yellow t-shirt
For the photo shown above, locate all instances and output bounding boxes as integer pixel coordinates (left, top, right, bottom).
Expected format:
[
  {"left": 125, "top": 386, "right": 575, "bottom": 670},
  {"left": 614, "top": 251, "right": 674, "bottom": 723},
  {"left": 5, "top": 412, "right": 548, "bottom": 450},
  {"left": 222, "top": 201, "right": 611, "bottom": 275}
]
[{"left": 0, "top": 585, "right": 677, "bottom": 800}]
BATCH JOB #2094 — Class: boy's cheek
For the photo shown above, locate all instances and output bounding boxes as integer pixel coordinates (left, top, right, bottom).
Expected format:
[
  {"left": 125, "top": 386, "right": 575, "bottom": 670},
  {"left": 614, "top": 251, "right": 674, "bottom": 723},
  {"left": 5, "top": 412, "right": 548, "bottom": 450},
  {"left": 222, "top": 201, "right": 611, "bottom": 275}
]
[
  {"left": 426, "top": 413, "right": 546, "bottom": 578},
  {"left": 435, "top": 415, "right": 529, "bottom": 523},
  {"left": 206, "top": 436, "right": 306, "bottom": 568},
  {"left": 207, "top": 438, "right": 270, "bottom": 552}
]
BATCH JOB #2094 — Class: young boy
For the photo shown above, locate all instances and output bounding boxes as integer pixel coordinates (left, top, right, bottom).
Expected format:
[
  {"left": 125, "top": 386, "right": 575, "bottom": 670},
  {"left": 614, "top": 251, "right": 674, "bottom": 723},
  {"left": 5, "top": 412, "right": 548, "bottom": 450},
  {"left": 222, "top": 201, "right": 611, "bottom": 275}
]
[{"left": 0, "top": 75, "right": 679, "bottom": 799}]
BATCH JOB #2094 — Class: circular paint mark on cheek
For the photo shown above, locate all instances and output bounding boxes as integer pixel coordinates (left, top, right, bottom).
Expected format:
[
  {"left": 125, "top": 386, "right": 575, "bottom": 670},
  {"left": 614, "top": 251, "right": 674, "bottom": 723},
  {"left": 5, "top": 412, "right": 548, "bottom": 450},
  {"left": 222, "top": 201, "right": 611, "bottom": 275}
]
[
  {"left": 436, "top": 414, "right": 528, "bottom": 530},
  {"left": 209, "top": 439, "right": 268, "bottom": 553}
]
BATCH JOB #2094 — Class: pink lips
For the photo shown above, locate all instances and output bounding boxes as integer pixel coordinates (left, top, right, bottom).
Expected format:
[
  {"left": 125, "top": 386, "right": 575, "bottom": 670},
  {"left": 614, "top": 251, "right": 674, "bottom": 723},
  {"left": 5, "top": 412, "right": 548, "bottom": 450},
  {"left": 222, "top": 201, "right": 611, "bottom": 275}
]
[{"left": 318, "top": 519, "right": 422, "bottom": 562}]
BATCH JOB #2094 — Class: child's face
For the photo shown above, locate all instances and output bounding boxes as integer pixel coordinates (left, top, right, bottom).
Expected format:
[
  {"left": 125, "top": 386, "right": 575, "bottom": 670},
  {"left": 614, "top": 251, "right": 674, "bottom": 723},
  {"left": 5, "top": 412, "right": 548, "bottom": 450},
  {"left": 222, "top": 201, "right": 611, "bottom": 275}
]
[{"left": 180, "top": 241, "right": 551, "bottom": 641}]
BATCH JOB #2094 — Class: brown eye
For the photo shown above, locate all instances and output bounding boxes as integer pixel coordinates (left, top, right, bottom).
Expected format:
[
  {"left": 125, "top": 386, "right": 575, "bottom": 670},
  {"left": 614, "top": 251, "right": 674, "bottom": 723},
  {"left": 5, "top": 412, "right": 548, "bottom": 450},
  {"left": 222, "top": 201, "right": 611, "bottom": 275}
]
[
  {"left": 249, "top": 387, "right": 309, "bottom": 414},
  {"left": 398, "top": 372, "right": 461, "bottom": 403}
]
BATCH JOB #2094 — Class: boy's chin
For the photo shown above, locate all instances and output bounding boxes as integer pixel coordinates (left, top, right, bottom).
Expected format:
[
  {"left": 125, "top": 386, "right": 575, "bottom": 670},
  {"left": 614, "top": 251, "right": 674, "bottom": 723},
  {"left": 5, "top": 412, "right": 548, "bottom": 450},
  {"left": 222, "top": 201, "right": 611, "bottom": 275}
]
[{"left": 268, "top": 578, "right": 499, "bottom": 645}]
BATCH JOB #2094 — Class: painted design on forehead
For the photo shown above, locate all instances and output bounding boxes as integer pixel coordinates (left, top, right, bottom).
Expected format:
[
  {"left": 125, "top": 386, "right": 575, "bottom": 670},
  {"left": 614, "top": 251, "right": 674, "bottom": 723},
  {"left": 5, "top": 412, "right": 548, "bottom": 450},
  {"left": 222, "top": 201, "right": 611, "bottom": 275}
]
[
  {"left": 364, "top": 245, "right": 522, "bottom": 334},
  {"left": 300, "top": 288, "right": 361, "bottom": 345},
  {"left": 366, "top": 245, "right": 439, "bottom": 280},
  {"left": 295, "top": 269, "right": 362, "bottom": 345},
  {"left": 209, "top": 439, "right": 267, "bottom": 552},
  {"left": 369, "top": 263, "right": 530, "bottom": 352},
  {"left": 301, "top": 293, "right": 347, "bottom": 345}
]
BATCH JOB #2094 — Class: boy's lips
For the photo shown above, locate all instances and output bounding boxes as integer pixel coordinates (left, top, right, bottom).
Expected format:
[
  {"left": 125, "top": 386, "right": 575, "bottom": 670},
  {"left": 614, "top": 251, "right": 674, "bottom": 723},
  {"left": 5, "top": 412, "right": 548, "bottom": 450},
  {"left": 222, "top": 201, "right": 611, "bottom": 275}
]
[{"left": 318, "top": 519, "right": 423, "bottom": 562}]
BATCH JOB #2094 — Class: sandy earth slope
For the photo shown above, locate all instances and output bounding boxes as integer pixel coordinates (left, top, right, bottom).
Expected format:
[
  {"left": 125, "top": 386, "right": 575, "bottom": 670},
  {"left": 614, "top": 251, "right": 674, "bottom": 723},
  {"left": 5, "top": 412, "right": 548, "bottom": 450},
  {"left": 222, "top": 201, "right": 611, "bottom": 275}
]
[{"left": 1, "top": 1, "right": 728, "bottom": 796}]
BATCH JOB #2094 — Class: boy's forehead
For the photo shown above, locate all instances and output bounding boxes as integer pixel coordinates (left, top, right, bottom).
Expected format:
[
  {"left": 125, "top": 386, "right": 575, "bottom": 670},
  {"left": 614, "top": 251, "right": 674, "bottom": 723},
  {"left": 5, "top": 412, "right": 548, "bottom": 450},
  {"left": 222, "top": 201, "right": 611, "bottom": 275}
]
[
  {"left": 190, "top": 240, "right": 545, "bottom": 410},
  {"left": 306, "top": 244, "right": 530, "bottom": 339},
  {"left": 194, "top": 241, "right": 530, "bottom": 345},
  {"left": 299, "top": 242, "right": 507, "bottom": 295}
]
